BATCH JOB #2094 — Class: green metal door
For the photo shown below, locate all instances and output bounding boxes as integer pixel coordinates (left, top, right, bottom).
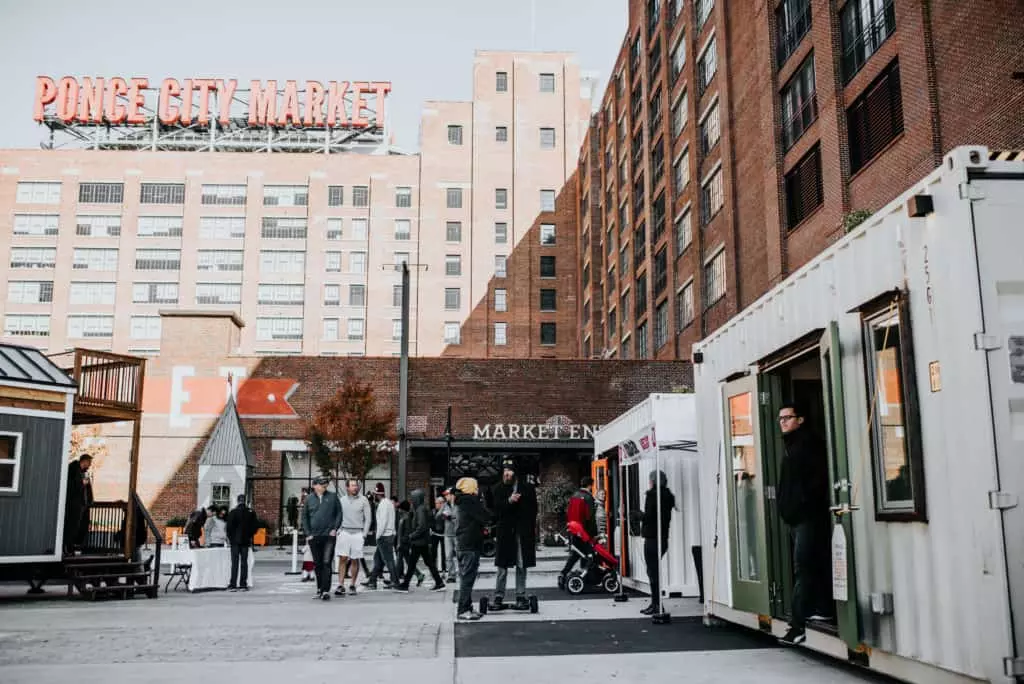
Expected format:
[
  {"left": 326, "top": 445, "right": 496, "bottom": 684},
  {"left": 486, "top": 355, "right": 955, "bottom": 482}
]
[
  {"left": 819, "top": 323, "right": 862, "bottom": 649},
  {"left": 722, "top": 375, "right": 770, "bottom": 615}
]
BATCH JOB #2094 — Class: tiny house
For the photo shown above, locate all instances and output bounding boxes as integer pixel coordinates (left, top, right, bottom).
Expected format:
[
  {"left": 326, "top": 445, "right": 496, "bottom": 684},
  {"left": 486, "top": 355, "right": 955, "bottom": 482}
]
[{"left": 693, "top": 147, "right": 1023, "bottom": 683}]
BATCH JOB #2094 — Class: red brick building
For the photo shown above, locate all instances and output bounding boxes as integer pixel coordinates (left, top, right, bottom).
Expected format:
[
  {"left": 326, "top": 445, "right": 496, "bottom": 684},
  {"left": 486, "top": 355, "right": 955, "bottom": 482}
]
[{"left": 576, "top": 0, "right": 1024, "bottom": 361}]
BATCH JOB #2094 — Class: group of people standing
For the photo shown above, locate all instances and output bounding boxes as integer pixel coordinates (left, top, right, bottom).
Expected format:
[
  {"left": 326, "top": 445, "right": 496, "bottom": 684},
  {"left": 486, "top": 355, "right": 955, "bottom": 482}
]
[{"left": 183, "top": 496, "right": 261, "bottom": 591}]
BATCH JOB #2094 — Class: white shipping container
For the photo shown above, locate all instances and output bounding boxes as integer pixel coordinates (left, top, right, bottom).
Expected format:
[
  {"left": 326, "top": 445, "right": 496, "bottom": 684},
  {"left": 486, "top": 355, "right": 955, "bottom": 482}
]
[{"left": 693, "top": 147, "right": 1024, "bottom": 683}]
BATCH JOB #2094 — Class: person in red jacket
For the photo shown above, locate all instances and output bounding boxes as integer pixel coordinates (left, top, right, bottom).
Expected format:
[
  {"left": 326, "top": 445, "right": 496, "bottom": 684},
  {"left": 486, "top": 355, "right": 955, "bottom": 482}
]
[{"left": 559, "top": 476, "right": 597, "bottom": 585}]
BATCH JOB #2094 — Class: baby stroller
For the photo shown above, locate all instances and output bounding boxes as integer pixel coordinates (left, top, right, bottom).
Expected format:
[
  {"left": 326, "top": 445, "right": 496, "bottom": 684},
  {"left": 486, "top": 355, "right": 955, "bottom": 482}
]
[{"left": 563, "top": 520, "right": 620, "bottom": 595}]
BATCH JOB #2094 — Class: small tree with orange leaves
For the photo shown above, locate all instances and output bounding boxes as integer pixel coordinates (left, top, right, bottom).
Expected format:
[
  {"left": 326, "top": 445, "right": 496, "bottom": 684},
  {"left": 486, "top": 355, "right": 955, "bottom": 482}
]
[{"left": 306, "top": 372, "right": 397, "bottom": 487}]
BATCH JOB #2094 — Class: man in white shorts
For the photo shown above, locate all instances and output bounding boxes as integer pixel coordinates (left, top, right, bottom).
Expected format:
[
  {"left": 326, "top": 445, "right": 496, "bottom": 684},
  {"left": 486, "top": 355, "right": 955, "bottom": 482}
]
[{"left": 335, "top": 479, "right": 372, "bottom": 596}]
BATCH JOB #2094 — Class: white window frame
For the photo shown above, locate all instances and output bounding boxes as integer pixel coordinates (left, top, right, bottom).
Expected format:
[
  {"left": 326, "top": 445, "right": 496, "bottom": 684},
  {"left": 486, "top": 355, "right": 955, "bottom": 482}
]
[
  {"left": 444, "top": 322, "right": 461, "bottom": 345},
  {"left": 494, "top": 322, "right": 508, "bottom": 346},
  {"left": 540, "top": 189, "right": 556, "bottom": 212},
  {"left": 130, "top": 316, "right": 162, "bottom": 340},
  {"left": 16, "top": 181, "right": 61, "bottom": 204},
  {"left": 494, "top": 289, "right": 508, "bottom": 312},
  {"left": 394, "top": 219, "right": 411, "bottom": 240},
  {"left": 0, "top": 432, "right": 24, "bottom": 494},
  {"left": 199, "top": 216, "right": 245, "bottom": 240},
  {"left": 2, "top": 314, "right": 51, "bottom": 337}
]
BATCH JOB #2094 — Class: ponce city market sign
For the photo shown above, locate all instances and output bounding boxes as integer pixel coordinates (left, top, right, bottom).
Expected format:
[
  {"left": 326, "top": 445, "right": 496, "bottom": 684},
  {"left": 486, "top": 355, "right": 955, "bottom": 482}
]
[{"left": 33, "top": 76, "right": 392, "bottom": 128}]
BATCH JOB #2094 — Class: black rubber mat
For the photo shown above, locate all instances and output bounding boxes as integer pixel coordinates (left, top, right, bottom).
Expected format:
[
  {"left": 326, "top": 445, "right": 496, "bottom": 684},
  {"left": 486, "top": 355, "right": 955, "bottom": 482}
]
[
  {"left": 452, "top": 586, "right": 643, "bottom": 603},
  {"left": 455, "top": 616, "right": 780, "bottom": 658}
]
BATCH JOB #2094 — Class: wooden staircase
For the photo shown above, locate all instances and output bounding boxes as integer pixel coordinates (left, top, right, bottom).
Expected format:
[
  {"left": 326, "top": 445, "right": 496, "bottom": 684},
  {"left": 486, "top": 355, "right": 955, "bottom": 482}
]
[{"left": 64, "top": 556, "right": 159, "bottom": 601}]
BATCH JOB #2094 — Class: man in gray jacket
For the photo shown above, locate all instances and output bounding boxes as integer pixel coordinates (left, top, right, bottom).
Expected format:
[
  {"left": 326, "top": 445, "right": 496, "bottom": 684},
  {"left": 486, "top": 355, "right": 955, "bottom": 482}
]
[
  {"left": 302, "top": 476, "right": 343, "bottom": 601},
  {"left": 335, "top": 479, "right": 372, "bottom": 596}
]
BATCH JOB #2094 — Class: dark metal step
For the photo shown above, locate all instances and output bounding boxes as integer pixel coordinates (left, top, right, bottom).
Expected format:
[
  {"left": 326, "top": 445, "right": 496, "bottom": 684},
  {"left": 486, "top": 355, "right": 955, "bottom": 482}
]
[{"left": 80, "top": 583, "right": 159, "bottom": 600}]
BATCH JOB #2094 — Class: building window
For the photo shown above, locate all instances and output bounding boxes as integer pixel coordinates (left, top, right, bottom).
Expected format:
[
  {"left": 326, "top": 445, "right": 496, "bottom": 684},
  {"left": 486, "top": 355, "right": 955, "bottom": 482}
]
[
  {"left": 654, "top": 300, "right": 669, "bottom": 350},
  {"left": 9, "top": 281, "right": 54, "bottom": 304},
  {"left": 140, "top": 183, "right": 185, "bottom": 204},
  {"left": 671, "top": 34, "right": 687, "bottom": 83},
  {"left": 73, "top": 248, "right": 119, "bottom": 271},
  {"left": 652, "top": 137, "right": 666, "bottom": 185},
  {"left": 776, "top": 0, "right": 812, "bottom": 67},
  {"left": 392, "top": 319, "right": 403, "bottom": 342},
  {"left": 781, "top": 55, "right": 818, "bottom": 151},
  {"left": 13, "top": 214, "right": 59, "bottom": 236},
  {"left": 444, "top": 322, "right": 461, "bottom": 345},
  {"left": 350, "top": 252, "right": 367, "bottom": 273},
  {"left": 495, "top": 188, "right": 508, "bottom": 210},
  {"left": 67, "top": 314, "right": 114, "bottom": 338},
  {"left": 347, "top": 319, "right": 365, "bottom": 340},
  {"left": 347, "top": 284, "right": 365, "bottom": 307},
  {"left": 495, "top": 222, "right": 508, "bottom": 244},
  {"left": 446, "top": 221, "right": 463, "bottom": 243},
  {"left": 635, "top": 322, "right": 649, "bottom": 359},
  {"left": 696, "top": 0, "right": 714, "bottom": 31},
  {"left": 446, "top": 187, "right": 463, "bottom": 209},
  {"left": 539, "top": 73, "right": 555, "bottom": 93},
  {"left": 198, "top": 250, "right": 244, "bottom": 273},
  {"left": 256, "top": 317, "right": 303, "bottom": 341},
  {"left": 263, "top": 185, "right": 308, "bottom": 207},
  {"left": 17, "top": 181, "right": 61, "bottom": 204},
  {"left": 129, "top": 316, "right": 162, "bottom": 340},
  {"left": 540, "top": 223, "right": 556, "bottom": 245},
  {"left": 633, "top": 222, "right": 647, "bottom": 270},
  {"left": 676, "top": 281, "right": 694, "bottom": 329},
  {"left": 494, "top": 322, "right": 508, "bottom": 346},
  {"left": 840, "top": 0, "right": 896, "bottom": 83},
  {"left": 3, "top": 314, "right": 50, "bottom": 338},
  {"left": 327, "top": 218, "right": 344, "bottom": 242},
  {"left": 448, "top": 125, "right": 464, "bottom": 145},
  {"left": 136, "top": 216, "right": 183, "bottom": 238},
  {"left": 445, "top": 288, "right": 461, "bottom": 310},
  {"left": 494, "top": 255, "right": 507, "bottom": 278},
  {"left": 322, "top": 318, "right": 339, "bottom": 341},
  {"left": 392, "top": 284, "right": 404, "bottom": 308},
  {"left": 648, "top": 36, "right": 663, "bottom": 82},
  {"left": 540, "top": 322, "right": 557, "bottom": 346},
  {"left": 137, "top": 282, "right": 181, "bottom": 304},
  {"left": 704, "top": 248, "right": 726, "bottom": 307},
  {"left": 328, "top": 185, "right": 344, "bottom": 207},
  {"left": 673, "top": 149, "right": 691, "bottom": 194},
  {"left": 445, "top": 255, "right": 462, "bottom": 276},
  {"left": 394, "top": 219, "right": 411, "bottom": 240},
  {"left": 259, "top": 250, "right": 305, "bottom": 274},
  {"left": 199, "top": 216, "right": 244, "bottom": 240},
  {"left": 75, "top": 214, "right": 121, "bottom": 237},
  {"left": 496, "top": 71, "right": 508, "bottom": 92},
  {"left": 494, "top": 288, "right": 508, "bottom": 312},
  {"left": 344, "top": 186, "right": 366, "bottom": 208},
  {"left": 540, "top": 189, "right": 556, "bottom": 212},
  {"left": 848, "top": 60, "right": 904, "bottom": 175},
  {"left": 496, "top": 126, "right": 508, "bottom": 142},
  {"left": 325, "top": 252, "right": 342, "bottom": 273},
  {"left": 674, "top": 208, "right": 693, "bottom": 255},
  {"left": 347, "top": 218, "right": 367, "bottom": 241},
  {"left": 699, "top": 101, "right": 721, "bottom": 156},
  {"left": 540, "top": 128, "right": 556, "bottom": 149},
  {"left": 324, "top": 284, "right": 341, "bottom": 306},
  {"left": 785, "top": 144, "right": 824, "bottom": 229},
  {"left": 540, "top": 289, "right": 557, "bottom": 311},
  {"left": 697, "top": 37, "right": 718, "bottom": 97},
  {"left": 200, "top": 184, "right": 246, "bottom": 206},
  {"left": 861, "top": 291, "right": 926, "bottom": 520},
  {"left": 540, "top": 256, "right": 556, "bottom": 278},
  {"left": 583, "top": 263, "right": 591, "bottom": 286},
  {"left": 68, "top": 282, "right": 113, "bottom": 305},
  {"left": 258, "top": 283, "right": 304, "bottom": 306},
  {"left": 395, "top": 187, "right": 412, "bottom": 208},
  {"left": 620, "top": 289, "right": 630, "bottom": 323},
  {"left": 700, "top": 167, "right": 724, "bottom": 225},
  {"left": 78, "top": 182, "right": 124, "bottom": 204},
  {"left": 653, "top": 247, "right": 668, "bottom": 296},
  {"left": 261, "top": 217, "right": 307, "bottom": 240},
  {"left": 671, "top": 91, "right": 688, "bottom": 140},
  {"left": 635, "top": 273, "right": 649, "bottom": 317},
  {"left": 607, "top": 308, "right": 617, "bottom": 340}
]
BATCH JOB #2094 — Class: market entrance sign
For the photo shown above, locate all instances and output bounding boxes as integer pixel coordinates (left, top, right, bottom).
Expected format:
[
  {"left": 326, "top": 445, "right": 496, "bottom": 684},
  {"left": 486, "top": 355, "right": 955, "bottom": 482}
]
[{"left": 472, "top": 423, "right": 601, "bottom": 441}]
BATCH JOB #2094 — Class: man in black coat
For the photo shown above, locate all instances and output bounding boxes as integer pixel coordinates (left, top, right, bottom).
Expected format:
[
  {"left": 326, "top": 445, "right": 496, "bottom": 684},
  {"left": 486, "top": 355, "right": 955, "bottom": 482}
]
[
  {"left": 453, "top": 477, "right": 490, "bottom": 620},
  {"left": 63, "top": 454, "right": 93, "bottom": 553},
  {"left": 394, "top": 489, "right": 444, "bottom": 592},
  {"left": 225, "top": 495, "right": 259, "bottom": 592},
  {"left": 641, "top": 469, "right": 676, "bottom": 615},
  {"left": 776, "top": 402, "right": 834, "bottom": 646},
  {"left": 491, "top": 458, "right": 537, "bottom": 609}
]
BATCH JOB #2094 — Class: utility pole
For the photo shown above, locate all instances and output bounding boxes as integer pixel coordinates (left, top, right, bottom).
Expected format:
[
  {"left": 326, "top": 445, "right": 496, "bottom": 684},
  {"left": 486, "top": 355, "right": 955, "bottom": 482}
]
[
  {"left": 444, "top": 405, "right": 453, "bottom": 485},
  {"left": 398, "top": 262, "right": 410, "bottom": 499}
]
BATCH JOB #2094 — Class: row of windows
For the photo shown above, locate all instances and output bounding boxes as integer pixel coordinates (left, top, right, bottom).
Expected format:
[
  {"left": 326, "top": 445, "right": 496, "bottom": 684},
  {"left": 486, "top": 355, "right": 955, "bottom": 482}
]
[
  {"left": 442, "top": 187, "right": 557, "bottom": 212},
  {"left": 447, "top": 125, "right": 558, "bottom": 149},
  {"left": 492, "top": 71, "right": 557, "bottom": 94}
]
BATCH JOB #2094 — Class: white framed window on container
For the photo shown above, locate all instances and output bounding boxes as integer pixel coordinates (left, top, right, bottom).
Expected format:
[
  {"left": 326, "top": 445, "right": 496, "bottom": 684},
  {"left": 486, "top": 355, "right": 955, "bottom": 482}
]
[
  {"left": 197, "top": 250, "right": 243, "bottom": 273},
  {"left": 67, "top": 315, "right": 114, "bottom": 338},
  {"left": 263, "top": 185, "right": 308, "bottom": 207},
  {"left": 444, "top": 323, "right": 461, "bottom": 345},
  {"left": 8, "top": 281, "right": 54, "bottom": 304},
  {"left": 446, "top": 221, "right": 462, "bottom": 242},
  {"left": 674, "top": 206, "right": 693, "bottom": 255},
  {"left": 3, "top": 314, "right": 50, "bottom": 338},
  {"left": 540, "top": 224, "right": 556, "bottom": 245},
  {"left": 394, "top": 219, "right": 411, "bottom": 240},
  {"left": 494, "top": 289, "right": 507, "bottom": 312},
  {"left": 494, "top": 322, "right": 508, "bottom": 346},
  {"left": 540, "top": 189, "right": 556, "bottom": 212},
  {"left": 350, "top": 218, "right": 368, "bottom": 241},
  {"left": 703, "top": 246, "right": 726, "bottom": 308},
  {"left": 16, "top": 181, "right": 61, "bottom": 204},
  {"left": 138, "top": 216, "right": 184, "bottom": 238},
  {"left": 76, "top": 215, "right": 122, "bottom": 237},
  {"left": 446, "top": 187, "right": 463, "bottom": 209},
  {"left": 326, "top": 218, "right": 343, "bottom": 241},
  {"left": 352, "top": 186, "right": 369, "bottom": 207},
  {"left": 448, "top": 125, "right": 463, "bottom": 145},
  {"left": 495, "top": 189, "right": 508, "bottom": 210},
  {"left": 540, "top": 128, "right": 556, "bottom": 149},
  {"left": 495, "top": 255, "right": 507, "bottom": 278},
  {"left": 259, "top": 250, "right": 305, "bottom": 274},
  {"left": 324, "top": 284, "right": 341, "bottom": 305},
  {"left": 393, "top": 252, "right": 410, "bottom": 269},
  {"left": 676, "top": 279, "right": 695, "bottom": 330},
  {"left": 14, "top": 214, "right": 60, "bottom": 236},
  {"left": 257, "top": 283, "right": 304, "bottom": 305},
  {"left": 194, "top": 283, "right": 239, "bottom": 305},
  {"left": 392, "top": 319, "right": 402, "bottom": 341},
  {"left": 201, "top": 184, "right": 246, "bottom": 205},
  {"left": 69, "top": 282, "right": 115, "bottom": 305},
  {"left": 256, "top": 317, "right": 303, "bottom": 340},
  {"left": 349, "top": 284, "right": 366, "bottom": 307},
  {"left": 325, "top": 252, "right": 342, "bottom": 273},
  {"left": 445, "top": 288, "right": 461, "bottom": 310},
  {"left": 130, "top": 316, "right": 162, "bottom": 340},
  {"left": 322, "top": 318, "right": 339, "bottom": 341},
  {"left": 495, "top": 223, "right": 508, "bottom": 245},
  {"left": 395, "top": 187, "right": 412, "bottom": 208},
  {"left": 0, "top": 433, "right": 23, "bottom": 493},
  {"left": 350, "top": 251, "right": 367, "bottom": 274},
  {"left": 445, "top": 255, "right": 462, "bottom": 276},
  {"left": 74, "top": 248, "right": 119, "bottom": 271},
  {"left": 347, "top": 318, "right": 365, "bottom": 340},
  {"left": 198, "top": 216, "right": 245, "bottom": 240}
]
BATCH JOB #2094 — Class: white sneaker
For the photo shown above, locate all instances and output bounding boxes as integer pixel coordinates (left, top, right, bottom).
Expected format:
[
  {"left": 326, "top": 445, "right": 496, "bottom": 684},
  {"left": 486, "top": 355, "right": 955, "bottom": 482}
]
[{"left": 458, "top": 610, "right": 482, "bottom": 621}]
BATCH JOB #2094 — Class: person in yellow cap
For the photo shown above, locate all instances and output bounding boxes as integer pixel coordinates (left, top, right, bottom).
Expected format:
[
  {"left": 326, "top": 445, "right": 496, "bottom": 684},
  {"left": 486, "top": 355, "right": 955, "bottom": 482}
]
[{"left": 453, "top": 477, "right": 490, "bottom": 620}]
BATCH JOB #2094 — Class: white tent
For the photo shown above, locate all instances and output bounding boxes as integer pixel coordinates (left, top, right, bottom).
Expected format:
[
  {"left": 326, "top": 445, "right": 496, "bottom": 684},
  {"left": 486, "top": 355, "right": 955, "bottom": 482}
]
[{"left": 593, "top": 393, "right": 701, "bottom": 599}]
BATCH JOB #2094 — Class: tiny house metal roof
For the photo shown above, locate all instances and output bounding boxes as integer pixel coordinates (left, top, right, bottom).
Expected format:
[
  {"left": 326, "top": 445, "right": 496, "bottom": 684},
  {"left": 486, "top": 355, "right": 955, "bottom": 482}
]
[
  {"left": 199, "top": 395, "right": 255, "bottom": 468},
  {"left": 0, "top": 343, "right": 77, "bottom": 391}
]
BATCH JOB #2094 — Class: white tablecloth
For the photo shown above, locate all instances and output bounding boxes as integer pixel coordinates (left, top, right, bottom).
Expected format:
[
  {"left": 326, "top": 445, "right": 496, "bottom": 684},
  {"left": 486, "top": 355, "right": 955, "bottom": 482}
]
[{"left": 160, "top": 547, "right": 255, "bottom": 591}]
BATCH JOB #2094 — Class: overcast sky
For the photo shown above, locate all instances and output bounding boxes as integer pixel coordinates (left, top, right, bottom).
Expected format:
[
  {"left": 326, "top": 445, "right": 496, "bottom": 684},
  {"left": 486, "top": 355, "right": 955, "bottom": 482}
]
[{"left": 0, "top": 0, "right": 626, "bottom": 151}]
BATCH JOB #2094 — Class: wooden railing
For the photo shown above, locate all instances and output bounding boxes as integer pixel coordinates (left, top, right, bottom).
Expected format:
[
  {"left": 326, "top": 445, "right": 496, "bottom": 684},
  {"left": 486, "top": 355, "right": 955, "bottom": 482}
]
[
  {"left": 50, "top": 349, "right": 146, "bottom": 416},
  {"left": 83, "top": 501, "right": 127, "bottom": 555},
  {"left": 134, "top": 492, "right": 162, "bottom": 589}
]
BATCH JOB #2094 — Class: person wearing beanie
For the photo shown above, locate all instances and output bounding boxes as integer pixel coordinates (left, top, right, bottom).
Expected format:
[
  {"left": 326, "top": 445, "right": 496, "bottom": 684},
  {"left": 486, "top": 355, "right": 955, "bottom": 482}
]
[
  {"left": 491, "top": 458, "right": 538, "bottom": 609},
  {"left": 453, "top": 477, "right": 489, "bottom": 620},
  {"left": 641, "top": 469, "right": 676, "bottom": 615}
]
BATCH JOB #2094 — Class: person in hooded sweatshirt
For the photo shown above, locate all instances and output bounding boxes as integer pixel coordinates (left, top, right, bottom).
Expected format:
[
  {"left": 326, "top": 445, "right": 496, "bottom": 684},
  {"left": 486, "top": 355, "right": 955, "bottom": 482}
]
[
  {"left": 453, "top": 477, "right": 489, "bottom": 620},
  {"left": 641, "top": 469, "right": 676, "bottom": 616},
  {"left": 393, "top": 489, "right": 444, "bottom": 592},
  {"left": 776, "top": 402, "right": 833, "bottom": 646}
]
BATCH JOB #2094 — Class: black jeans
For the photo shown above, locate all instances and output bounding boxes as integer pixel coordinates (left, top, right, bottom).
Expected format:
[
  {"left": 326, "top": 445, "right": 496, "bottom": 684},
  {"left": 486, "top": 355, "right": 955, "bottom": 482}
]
[
  {"left": 230, "top": 543, "right": 250, "bottom": 588},
  {"left": 309, "top": 535, "right": 337, "bottom": 595},
  {"left": 369, "top": 535, "right": 399, "bottom": 584},
  {"left": 790, "top": 520, "right": 832, "bottom": 629},
  {"left": 402, "top": 544, "right": 442, "bottom": 587},
  {"left": 644, "top": 538, "right": 667, "bottom": 610},
  {"left": 457, "top": 549, "right": 481, "bottom": 615}
]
